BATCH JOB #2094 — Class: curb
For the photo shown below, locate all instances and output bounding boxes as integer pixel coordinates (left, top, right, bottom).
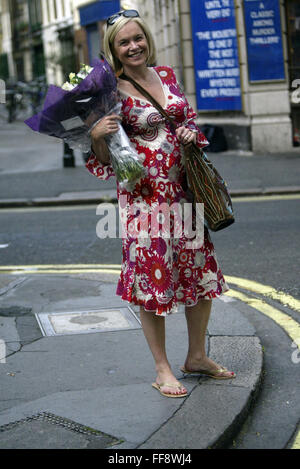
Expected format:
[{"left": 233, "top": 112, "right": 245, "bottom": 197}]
[
  {"left": 0, "top": 186, "right": 299, "bottom": 209},
  {"left": 0, "top": 270, "right": 264, "bottom": 450},
  {"left": 137, "top": 336, "right": 264, "bottom": 450},
  {"left": 230, "top": 186, "right": 300, "bottom": 197}
]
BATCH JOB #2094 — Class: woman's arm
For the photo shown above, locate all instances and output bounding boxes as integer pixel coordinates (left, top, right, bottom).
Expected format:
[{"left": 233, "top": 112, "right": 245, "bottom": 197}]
[
  {"left": 90, "top": 113, "right": 122, "bottom": 164},
  {"left": 166, "top": 66, "right": 209, "bottom": 148},
  {"left": 91, "top": 136, "right": 111, "bottom": 165}
]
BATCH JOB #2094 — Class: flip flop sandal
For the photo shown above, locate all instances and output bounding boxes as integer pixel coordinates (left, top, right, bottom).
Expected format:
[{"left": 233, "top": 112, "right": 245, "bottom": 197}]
[
  {"left": 180, "top": 366, "right": 236, "bottom": 380},
  {"left": 152, "top": 382, "right": 188, "bottom": 398}
]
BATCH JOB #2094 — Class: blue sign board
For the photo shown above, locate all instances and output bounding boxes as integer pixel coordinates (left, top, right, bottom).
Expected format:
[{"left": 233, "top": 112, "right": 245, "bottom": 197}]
[
  {"left": 79, "top": 0, "right": 120, "bottom": 26},
  {"left": 190, "top": 0, "right": 242, "bottom": 111},
  {"left": 243, "top": 0, "right": 285, "bottom": 82}
]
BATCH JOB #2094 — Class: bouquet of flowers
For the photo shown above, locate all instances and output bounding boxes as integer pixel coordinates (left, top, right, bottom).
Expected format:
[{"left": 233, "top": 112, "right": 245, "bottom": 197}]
[{"left": 25, "top": 58, "right": 146, "bottom": 190}]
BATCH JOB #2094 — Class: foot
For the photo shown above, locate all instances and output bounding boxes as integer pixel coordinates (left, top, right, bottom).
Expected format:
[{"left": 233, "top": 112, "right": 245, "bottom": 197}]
[
  {"left": 182, "top": 356, "right": 235, "bottom": 379},
  {"left": 155, "top": 369, "right": 187, "bottom": 397}
]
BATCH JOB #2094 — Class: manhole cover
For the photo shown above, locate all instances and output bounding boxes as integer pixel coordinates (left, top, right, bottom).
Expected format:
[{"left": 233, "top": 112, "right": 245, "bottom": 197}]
[
  {"left": 35, "top": 307, "right": 141, "bottom": 336},
  {"left": 0, "top": 412, "right": 121, "bottom": 449}
]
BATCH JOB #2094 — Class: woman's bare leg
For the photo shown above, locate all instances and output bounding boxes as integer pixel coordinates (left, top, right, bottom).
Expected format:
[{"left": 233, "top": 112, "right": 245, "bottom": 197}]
[
  {"left": 184, "top": 299, "right": 235, "bottom": 377},
  {"left": 140, "top": 306, "right": 187, "bottom": 395}
]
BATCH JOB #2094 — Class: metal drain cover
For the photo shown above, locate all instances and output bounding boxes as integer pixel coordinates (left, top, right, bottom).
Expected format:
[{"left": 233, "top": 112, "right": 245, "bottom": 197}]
[
  {"left": 0, "top": 412, "right": 121, "bottom": 449},
  {"left": 35, "top": 306, "right": 141, "bottom": 336}
]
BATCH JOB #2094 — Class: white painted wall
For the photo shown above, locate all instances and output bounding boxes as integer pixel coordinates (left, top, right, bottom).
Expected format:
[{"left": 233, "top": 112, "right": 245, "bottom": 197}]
[{"left": 41, "top": 0, "right": 74, "bottom": 85}]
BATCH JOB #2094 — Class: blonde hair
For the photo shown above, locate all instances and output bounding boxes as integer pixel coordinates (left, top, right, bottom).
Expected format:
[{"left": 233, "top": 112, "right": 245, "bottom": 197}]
[{"left": 103, "top": 16, "right": 156, "bottom": 75}]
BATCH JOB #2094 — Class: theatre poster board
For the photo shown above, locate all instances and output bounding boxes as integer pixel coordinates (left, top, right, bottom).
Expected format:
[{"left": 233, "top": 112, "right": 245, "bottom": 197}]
[
  {"left": 243, "top": 0, "right": 285, "bottom": 82},
  {"left": 190, "top": 0, "right": 242, "bottom": 111}
]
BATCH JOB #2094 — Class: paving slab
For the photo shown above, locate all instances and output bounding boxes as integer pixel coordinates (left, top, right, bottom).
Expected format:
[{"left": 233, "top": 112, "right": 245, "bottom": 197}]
[
  {"left": 0, "top": 272, "right": 263, "bottom": 448},
  {"left": 139, "top": 336, "right": 262, "bottom": 449},
  {"left": 139, "top": 385, "right": 251, "bottom": 449},
  {"left": 207, "top": 300, "right": 256, "bottom": 336}
]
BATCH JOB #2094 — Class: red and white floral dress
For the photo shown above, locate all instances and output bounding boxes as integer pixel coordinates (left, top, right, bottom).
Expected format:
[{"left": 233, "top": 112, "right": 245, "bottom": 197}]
[{"left": 86, "top": 65, "right": 229, "bottom": 316}]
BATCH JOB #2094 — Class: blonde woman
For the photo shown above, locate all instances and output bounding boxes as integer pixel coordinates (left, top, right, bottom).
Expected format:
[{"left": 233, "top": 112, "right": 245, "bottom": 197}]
[{"left": 86, "top": 10, "right": 235, "bottom": 398}]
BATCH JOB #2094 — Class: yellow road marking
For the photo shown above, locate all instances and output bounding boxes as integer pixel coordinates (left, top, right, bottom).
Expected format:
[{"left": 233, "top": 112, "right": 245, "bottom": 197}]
[
  {"left": 226, "top": 276, "right": 300, "bottom": 313},
  {"left": 0, "top": 268, "right": 121, "bottom": 275},
  {"left": 225, "top": 289, "right": 300, "bottom": 348},
  {"left": 2, "top": 269, "right": 119, "bottom": 275},
  {"left": 291, "top": 431, "right": 300, "bottom": 449},
  {"left": 0, "top": 264, "right": 122, "bottom": 269},
  {"left": 226, "top": 288, "right": 300, "bottom": 450},
  {"left": 1, "top": 266, "right": 299, "bottom": 340},
  {"left": 1, "top": 262, "right": 298, "bottom": 446},
  {"left": 0, "top": 267, "right": 299, "bottom": 313},
  {"left": 0, "top": 264, "right": 122, "bottom": 275}
]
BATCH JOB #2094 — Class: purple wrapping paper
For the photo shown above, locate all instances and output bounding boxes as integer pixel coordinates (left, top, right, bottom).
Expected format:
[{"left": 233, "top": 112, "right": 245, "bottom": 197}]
[
  {"left": 24, "top": 57, "right": 146, "bottom": 189},
  {"left": 24, "top": 58, "right": 118, "bottom": 143}
]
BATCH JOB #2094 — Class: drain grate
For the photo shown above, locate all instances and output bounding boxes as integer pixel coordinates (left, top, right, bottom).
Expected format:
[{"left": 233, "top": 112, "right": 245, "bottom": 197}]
[
  {"left": 35, "top": 306, "right": 141, "bottom": 336},
  {"left": 0, "top": 412, "right": 121, "bottom": 449}
]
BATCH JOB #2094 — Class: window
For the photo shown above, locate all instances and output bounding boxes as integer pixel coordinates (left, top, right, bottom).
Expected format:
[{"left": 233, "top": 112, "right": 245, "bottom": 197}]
[
  {"left": 86, "top": 24, "right": 101, "bottom": 64},
  {"left": 46, "top": 0, "right": 50, "bottom": 23},
  {"left": 29, "top": 0, "right": 43, "bottom": 29},
  {"left": 53, "top": 0, "right": 57, "bottom": 20}
]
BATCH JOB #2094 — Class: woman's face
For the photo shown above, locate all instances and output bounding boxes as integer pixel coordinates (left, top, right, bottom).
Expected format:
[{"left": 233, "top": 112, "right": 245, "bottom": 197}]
[{"left": 113, "top": 21, "right": 149, "bottom": 70}]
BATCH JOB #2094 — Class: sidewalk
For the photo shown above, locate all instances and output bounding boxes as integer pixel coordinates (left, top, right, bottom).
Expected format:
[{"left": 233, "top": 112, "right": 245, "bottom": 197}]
[
  {"left": 0, "top": 272, "right": 262, "bottom": 449},
  {"left": 0, "top": 120, "right": 299, "bottom": 207},
  {"left": 0, "top": 120, "right": 297, "bottom": 449}
]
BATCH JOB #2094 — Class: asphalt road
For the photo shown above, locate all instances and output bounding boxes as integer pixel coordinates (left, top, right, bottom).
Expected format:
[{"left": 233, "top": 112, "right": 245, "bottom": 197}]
[
  {"left": 0, "top": 195, "right": 299, "bottom": 449},
  {"left": 1, "top": 195, "right": 299, "bottom": 299}
]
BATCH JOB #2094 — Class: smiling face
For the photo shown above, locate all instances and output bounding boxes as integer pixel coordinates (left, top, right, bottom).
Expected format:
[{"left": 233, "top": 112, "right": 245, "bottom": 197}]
[{"left": 113, "top": 21, "right": 149, "bottom": 71}]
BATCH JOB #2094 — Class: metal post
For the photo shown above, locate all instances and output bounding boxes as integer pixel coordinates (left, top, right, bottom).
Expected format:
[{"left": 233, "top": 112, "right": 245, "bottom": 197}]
[{"left": 63, "top": 141, "right": 75, "bottom": 167}]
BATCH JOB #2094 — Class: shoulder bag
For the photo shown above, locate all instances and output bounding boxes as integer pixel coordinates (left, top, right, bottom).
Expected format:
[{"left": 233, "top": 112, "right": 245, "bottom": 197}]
[{"left": 120, "top": 72, "right": 235, "bottom": 232}]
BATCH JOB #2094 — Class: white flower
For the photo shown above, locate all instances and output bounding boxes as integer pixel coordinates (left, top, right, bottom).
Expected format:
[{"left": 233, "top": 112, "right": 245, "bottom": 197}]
[
  {"left": 61, "top": 64, "right": 93, "bottom": 90},
  {"left": 83, "top": 65, "right": 93, "bottom": 74},
  {"left": 77, "top": 71, "right": 87, "bottom": 80},
  {"left": 61, "top": 81, "right": 75, "bottom": 91}
]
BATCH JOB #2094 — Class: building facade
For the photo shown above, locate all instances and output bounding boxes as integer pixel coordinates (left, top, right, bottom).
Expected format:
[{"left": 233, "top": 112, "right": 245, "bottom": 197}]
[
  {"left": 131, "top": 0, "right": 300, "bottom": 153},
  {"left": 0, "top": 0, "right": 45, "bottom": 82},
  {"left": 72, "top": 0, "right": 120, "bottom": 69},
  {"left": 0, "top": 0, "right": 75, "bottom": 86},
  {"left": 1, "top": 0, "right": 298, "bottom": 152},
  {"left": 0, "top": 0, "right": 14, "bottom": 80},
  {"left": 41, "top": 0, "right": 74, "bottom": 85}
]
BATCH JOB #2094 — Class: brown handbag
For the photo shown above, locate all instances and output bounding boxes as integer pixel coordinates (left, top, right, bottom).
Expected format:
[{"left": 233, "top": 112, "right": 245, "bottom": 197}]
[{"left": 120, "top": 73, "right": 235, "bottom": 232}]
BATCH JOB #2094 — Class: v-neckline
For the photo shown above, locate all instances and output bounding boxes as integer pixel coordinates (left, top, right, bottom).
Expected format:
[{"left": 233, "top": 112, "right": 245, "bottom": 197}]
[{"left": 118, "top": 67, "right": 168, "bottom": 109}]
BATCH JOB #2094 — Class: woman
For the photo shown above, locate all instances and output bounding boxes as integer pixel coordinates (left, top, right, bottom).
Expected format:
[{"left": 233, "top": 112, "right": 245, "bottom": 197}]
[{"left": 86, "top": 10, "right": 235, "bottom": 398}]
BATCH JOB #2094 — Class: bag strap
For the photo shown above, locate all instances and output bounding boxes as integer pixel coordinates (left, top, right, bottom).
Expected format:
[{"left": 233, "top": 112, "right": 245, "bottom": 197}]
[
  {"left": 119, "top": 72, "right": 176, "bottom": 130},
  {"left": 119, "top": 72, "right": 201, "bottom": 155}
]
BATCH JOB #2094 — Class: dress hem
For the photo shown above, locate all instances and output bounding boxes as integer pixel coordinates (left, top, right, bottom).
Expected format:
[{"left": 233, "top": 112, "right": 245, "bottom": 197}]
[{"left": 116, "top": 283, "right": 230, "bottom": 316}]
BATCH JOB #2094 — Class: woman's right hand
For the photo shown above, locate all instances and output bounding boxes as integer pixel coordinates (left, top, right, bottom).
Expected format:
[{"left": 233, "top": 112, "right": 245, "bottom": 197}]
[{"left": 90, "top": 113, "right": 122, "bottom": 142}]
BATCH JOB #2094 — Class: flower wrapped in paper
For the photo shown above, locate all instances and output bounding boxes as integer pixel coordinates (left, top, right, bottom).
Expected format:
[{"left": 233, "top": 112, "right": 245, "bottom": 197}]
[{"left": 25, "top": 58, "right": 146, "bottom": 190}]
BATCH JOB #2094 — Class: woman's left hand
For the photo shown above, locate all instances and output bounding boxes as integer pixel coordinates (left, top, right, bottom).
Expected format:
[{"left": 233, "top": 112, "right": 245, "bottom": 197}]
[{"left": 176, "top": 126, "right": 197, "bottom": 145}]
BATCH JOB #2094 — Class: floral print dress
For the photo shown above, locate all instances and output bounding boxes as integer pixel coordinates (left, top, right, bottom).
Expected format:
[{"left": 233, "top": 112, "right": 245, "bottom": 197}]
[{"left": 86, "top": 66, "right": 229, "bottom": 316}]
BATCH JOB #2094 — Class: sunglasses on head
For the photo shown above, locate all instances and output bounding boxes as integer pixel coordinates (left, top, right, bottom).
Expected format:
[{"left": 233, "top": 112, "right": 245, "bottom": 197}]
[{"left": 106, "top": 9, "right": 140, "bottom": 26}]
